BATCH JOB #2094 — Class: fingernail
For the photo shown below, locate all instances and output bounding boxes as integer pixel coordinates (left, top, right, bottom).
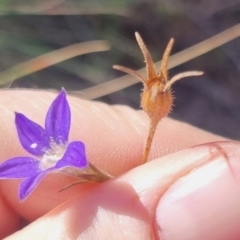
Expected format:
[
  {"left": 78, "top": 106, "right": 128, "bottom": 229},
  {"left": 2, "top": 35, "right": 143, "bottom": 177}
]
[{"left": 155, "top": 153, "right": 240, "bottom": 240}]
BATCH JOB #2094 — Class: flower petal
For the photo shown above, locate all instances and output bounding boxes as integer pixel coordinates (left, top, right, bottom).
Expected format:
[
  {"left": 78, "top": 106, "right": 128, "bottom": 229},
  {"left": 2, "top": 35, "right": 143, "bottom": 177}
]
[
  {"left": 15, "top": 113, "right": 50, "bottom": 156},
  {"left": 19, "top": 171, "right": 47, "bottom": 201},
  {"left": 45, "top": 89, "right": 70, "bottom": 144},
  {"left": 55, "top": 141, "right": 88, "bottom": 169},
  {"left": 0, "top": 157, "right": 40, "bottom": 178}
]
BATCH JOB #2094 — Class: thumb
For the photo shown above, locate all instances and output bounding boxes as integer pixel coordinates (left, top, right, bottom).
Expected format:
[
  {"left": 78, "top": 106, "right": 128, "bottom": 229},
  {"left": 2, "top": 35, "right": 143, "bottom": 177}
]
[
  {"left": 156, "top": 142, "right": 240, "bottom": 240},
  {"left": 6, "top": 141, "right": 240, "bottom": 240}
]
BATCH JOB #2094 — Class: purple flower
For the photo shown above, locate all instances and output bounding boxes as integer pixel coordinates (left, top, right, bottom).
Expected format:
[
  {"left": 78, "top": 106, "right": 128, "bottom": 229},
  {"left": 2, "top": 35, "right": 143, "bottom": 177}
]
[{"left": 0, "top": 90, "right": 88, "bottom": 201}]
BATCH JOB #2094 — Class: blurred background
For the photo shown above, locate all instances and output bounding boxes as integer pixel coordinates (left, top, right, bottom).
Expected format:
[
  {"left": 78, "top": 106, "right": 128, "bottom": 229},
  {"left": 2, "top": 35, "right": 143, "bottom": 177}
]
[{"left": 0, "top": 0, "right": 240, "bottom": 139}]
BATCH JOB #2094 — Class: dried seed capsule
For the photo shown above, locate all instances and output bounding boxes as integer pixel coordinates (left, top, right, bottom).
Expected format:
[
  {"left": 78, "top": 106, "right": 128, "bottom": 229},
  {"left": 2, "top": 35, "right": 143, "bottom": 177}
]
[{"left": 114, "top": 32, "right": 203, "bottom": 163}]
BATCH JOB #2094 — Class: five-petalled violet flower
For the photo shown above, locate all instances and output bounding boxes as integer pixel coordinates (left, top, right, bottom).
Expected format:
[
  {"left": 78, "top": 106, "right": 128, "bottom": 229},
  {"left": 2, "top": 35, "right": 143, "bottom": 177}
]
[{"left": 0, "top": 90, "right": 104, "bottom": 201}]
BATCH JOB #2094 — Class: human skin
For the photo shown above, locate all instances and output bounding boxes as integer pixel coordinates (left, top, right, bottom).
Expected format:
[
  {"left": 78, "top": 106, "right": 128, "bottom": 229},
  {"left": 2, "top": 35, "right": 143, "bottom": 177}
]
[{"left": 0, "top": 91, "right": 240, "bottom": 239}]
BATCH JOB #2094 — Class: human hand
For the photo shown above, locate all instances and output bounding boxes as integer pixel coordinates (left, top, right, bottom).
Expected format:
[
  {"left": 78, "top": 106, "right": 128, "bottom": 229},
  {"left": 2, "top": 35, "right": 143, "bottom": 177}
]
[{"left": 0, "top": 90, "right": 240, "bottom": 240}]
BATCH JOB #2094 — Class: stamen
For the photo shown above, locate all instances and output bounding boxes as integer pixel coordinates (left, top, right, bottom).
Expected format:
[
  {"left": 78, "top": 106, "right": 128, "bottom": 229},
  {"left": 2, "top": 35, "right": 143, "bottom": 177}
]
[{"left": 40, "top": 142, "right": 66, "bottom": 170}]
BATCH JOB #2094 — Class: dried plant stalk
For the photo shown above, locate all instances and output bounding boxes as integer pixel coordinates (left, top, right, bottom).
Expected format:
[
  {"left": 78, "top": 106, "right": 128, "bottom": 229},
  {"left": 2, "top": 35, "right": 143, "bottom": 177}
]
[{"left": 114, "top": 32, "right": 203, "bottom": 164}]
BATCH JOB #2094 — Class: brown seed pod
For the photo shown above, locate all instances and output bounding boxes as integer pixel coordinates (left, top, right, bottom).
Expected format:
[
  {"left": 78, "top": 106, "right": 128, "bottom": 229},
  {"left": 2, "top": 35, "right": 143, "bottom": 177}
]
[{"left": 113, "top": 32, "right": 203, "bottom": 163}]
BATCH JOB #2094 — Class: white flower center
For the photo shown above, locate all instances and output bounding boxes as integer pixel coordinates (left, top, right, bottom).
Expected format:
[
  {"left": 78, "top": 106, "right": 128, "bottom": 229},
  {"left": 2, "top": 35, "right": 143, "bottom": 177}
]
[{"left": 40, "top": 141, "right": 66, "bottom": 170}]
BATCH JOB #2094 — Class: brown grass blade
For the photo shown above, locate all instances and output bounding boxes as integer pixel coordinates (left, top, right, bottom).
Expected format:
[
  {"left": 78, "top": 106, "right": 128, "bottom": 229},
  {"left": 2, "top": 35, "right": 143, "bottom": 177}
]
[{"left": 0, "top": 40, "right": 110, "bottom": 86}]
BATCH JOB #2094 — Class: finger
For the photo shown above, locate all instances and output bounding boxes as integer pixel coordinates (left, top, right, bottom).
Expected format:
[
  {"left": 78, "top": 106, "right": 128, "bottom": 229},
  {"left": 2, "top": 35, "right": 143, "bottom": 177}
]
[
  {"left": 5, "top": 141, "right": 240, "bottom": 240},
  {"left": 0, "top": 90, "right": 226, "bottom": 173},
  {"left": 155, "top": 142, "right": 240, "bottom": 240},
  {"left": 0, "top": 90, "right": 225, "bottom": 221},
  {"left": 0, "top": 195, "right": 20, "bottom": 239}
]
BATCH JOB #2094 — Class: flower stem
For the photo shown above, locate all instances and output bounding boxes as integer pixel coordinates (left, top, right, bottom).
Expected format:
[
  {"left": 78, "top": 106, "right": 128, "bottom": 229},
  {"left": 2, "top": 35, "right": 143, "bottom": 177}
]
[
  {"left": 142, "top": 120, "right": 157, "bottom": 164},
  {"left": 88, "top": 162, "right": 113, "bottom": 182},
  {"left": 60, "top": 163, "right": 113, "bottom": 191}
]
